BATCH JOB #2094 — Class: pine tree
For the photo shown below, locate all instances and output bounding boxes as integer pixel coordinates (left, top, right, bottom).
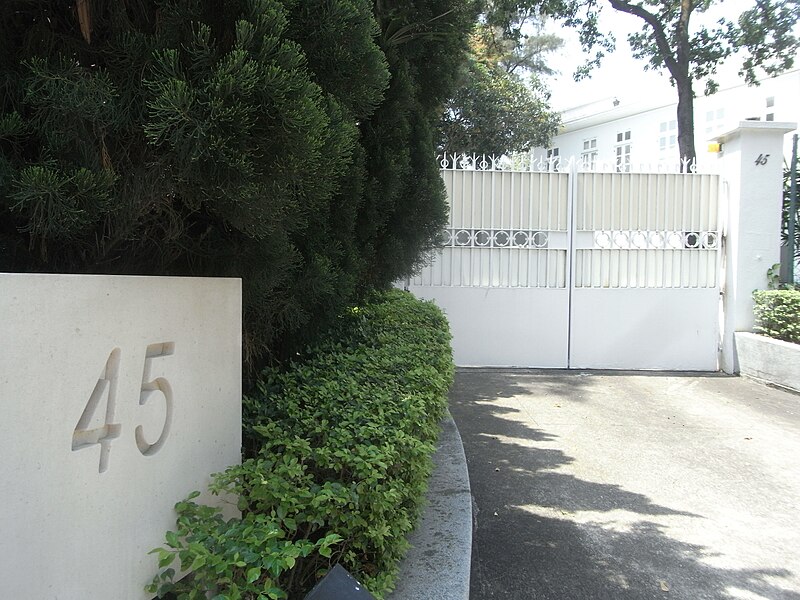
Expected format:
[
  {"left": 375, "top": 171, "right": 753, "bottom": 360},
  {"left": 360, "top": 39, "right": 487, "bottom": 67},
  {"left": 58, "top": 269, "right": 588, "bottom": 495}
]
[{"left": 0, "top": 0, "right": 478, "bottom": 369}]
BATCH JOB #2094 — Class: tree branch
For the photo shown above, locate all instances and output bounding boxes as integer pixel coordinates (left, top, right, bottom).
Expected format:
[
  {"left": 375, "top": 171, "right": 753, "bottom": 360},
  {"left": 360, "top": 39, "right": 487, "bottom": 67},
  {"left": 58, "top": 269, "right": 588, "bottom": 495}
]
[{"left": 606, "top": 0, "right": 680, "bottom": 77}]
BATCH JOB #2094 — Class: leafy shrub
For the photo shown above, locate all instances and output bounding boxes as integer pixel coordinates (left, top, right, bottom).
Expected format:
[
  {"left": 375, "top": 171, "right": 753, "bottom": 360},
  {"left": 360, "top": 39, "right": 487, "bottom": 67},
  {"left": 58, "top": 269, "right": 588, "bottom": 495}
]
[
  {"left": 753, "top": 289, "right": 800, "bottom": 344},
  {"left": 148, "top": 290, "right": 454, "bottom": 599}
]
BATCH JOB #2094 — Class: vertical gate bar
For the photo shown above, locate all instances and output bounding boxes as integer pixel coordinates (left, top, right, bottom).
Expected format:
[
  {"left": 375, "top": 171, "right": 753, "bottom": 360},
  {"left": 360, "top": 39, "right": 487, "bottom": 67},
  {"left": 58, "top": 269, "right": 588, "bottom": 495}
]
[
  {"left": 587, "top": 172, "right": 593, "bottom": 288},
  {"left": 703, "top": 175, "right": 710, "bottom": 286},
  {"left": 478, "top": 160, "right": 484, "bottom": 286},
  {"left": 498, "top": 171, "right": 514, "bottom": 287},
  {"left": 670, "top": 174, "right": 676, "bottom": 288},
  {"left": 508, "top": 165, "right": 525, "bottom": 287},
  {"left": 615, "top": 174, "right": 621, "bottom": 288},
  {"left": 626, "top": 174, "right": 632, "bottom": 287},
  {"left": 517, "top": 172, "right": 523, "bottom": 286},
  {"left": 582, "top": 171, "right": 598, "bottom": 288},
  {"left": 509, "top": 170, "right": 513, "bottom": 287},
  {"left": 707, "top": 175, "right": 714, "bottom": 287},
  {"left": 528, "top": 172, "right": 534, "bottom": 287},
  {"left": 458, "top": 169, "right": 468, "bottom": 286},
  {"left": 445, "top": 166, "right": 456, "bottom": 287},
  {"left": 567, "top": 160, "right": 578, "bottom": 366},
  {"left": 714, "top": 174, "right": 722, "bottom": 289},
  {"left": 701, "top": 175, "right": 707, "bottom": 288},
  {"left": 669, "top": 174, "right": 676, "bottom": 288},
  {"left": 525, "top": 165, "right": 542, "bottom": 288},
  {"left": 583, "top": 172, "right": 589, "bottom": 288},
  {"left": 661, "top": 174, "right": 667, "bottom": 287},
  {"left": 679, "top": 174, "right": 686, "bottom": 288},
  {"left": 691, "top": 174, "right": 697, "bottom": 288},
  {"left": 537, "top": 169, "right": 544, "bottom": 287},
  {"left": 680, "top": 174, "right": 688, "bottom": 288},
  {"left": 488, "top": 162, "right": 495, "bottom": 287},
  {"left": 646, "top": 174, "right": 652, "bottom": 287},
  {"left": 531, "top": 173, "right": 553, "bottom": 287},
  {"left": 713, "top": 175, "right": 720, "bottom": 288},
  {"left": 690, "top": 174, "right": 698, "bottom": 288},
  {"left": 467, "top": 162, "right": 475, "bottom": 287}
]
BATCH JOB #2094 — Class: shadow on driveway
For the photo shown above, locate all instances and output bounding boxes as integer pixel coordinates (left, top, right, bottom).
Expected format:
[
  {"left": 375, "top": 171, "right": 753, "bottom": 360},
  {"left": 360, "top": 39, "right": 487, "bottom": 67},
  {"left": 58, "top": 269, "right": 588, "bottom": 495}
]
[{"left": 450, "top": 369, "right": 800, "bottom": 600}]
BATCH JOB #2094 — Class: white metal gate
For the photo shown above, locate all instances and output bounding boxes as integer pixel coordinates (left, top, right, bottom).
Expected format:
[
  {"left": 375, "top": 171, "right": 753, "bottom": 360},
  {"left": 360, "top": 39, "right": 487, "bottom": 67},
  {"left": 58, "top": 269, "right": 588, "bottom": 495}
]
[{"left": 409, "top": 157, "right": 721, "bottom": 370}]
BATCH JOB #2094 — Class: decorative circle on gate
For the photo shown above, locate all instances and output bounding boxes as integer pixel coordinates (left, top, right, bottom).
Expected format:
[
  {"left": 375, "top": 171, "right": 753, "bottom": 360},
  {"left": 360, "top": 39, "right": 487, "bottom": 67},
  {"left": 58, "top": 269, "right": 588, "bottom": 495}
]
[
  {"left": 614, "top": 231, "right": 630, "bottom": 248},
  {"left": 684, "top": 232, "right": 700, "bottom": 248},
  {"left": 666, "top": 232, "right": 683, "bottom": 249},
  {"left": 493, "top": 230, "right": 510, "bottom": 247},
  {"left": 702, "top": 232, "right": 718, "bottom": 248},
  {"left": 595, "top": 231, "right": 612, "bottom": 249},
  {"left": 475, "top": 230, "right": 491, "bottom": 246},
  {"left": 455, "top": 229, "right": 471, "bottom": 246},
  {"left": 649, "top": 231, "right": 665, "bottom": 248},
  {"left": 513, "top": 231, "right": 530, "bottom": 247},
  {"left": 531, "top": 231, "right": 549, "bottom": 248},
  {"left": 440, "top": 230, "right": 452, "bottom": 246},
  {"left": 631, "top": 231, "right": 648, "bottom": 249}
]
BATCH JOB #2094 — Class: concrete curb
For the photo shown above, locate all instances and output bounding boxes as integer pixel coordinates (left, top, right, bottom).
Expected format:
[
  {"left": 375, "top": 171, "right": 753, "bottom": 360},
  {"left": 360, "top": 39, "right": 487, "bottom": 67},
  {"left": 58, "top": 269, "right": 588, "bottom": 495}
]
[
  {"left": 389, "top": 413, "right": 472, "bottom": 600},
  {"left": 735, "top": 331, "right": 800, "bottom": 393}
]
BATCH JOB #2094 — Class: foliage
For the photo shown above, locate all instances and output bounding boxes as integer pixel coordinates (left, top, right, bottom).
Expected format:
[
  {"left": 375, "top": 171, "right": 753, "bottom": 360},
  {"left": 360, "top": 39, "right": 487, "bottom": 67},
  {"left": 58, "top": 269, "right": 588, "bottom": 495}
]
[
  {"left": 0, "top": 0, "right": 476, "bottom": 371},
  {"left": 783, "top": 149, "right": 800, "bottom": 263},
  {"left": 439, "top": 55, "right": 560, "bottom": 156},
  {"left": 148, "top": 290, "right": 455, "bottom": 599},
  {"left": 548, "top": 0, "right": 800, "bottom": 162},
  {"left": 438, "top": 4, "right": 562, "bottom": 157},
  {"left": 356, "top": 0, "right": 480, "bottom": 287},
  {"left": 753, "top": 289, "right": 800, "bottom": 345}
]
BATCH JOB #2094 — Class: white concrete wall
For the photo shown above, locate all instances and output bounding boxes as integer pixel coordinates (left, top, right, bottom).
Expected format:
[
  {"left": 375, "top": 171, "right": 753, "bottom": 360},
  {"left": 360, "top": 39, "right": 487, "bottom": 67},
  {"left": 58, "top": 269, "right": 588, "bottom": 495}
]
[
  {"left": 735, "top": 332, "right": 800, "bottom": 392},
  {"left": 715, "top": 122, "right": 797, "bottom": 373},
  {"left": 0, "top": 273, "right": 242, "bottom": 599}
]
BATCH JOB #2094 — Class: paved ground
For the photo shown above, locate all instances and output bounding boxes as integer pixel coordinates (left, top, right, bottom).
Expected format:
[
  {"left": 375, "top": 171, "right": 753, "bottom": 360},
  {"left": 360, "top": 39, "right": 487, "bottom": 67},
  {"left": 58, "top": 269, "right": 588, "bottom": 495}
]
[{"left": 450, "top": 369, "right": 800, "bottom": 600}]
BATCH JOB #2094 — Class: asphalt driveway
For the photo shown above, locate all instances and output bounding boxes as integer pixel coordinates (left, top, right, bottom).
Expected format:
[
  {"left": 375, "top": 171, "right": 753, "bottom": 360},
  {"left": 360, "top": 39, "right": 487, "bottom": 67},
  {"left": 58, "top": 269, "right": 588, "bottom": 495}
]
[{"left": 449, "top": 369, "right": 800, "bottom": 600}]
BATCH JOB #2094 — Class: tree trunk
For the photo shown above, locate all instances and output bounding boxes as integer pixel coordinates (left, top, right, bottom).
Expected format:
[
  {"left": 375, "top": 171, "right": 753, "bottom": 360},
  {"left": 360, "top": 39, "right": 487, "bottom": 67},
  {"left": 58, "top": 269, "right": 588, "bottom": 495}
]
[{"left": 675, "top": 74, "right": 696, "bottom": 166}]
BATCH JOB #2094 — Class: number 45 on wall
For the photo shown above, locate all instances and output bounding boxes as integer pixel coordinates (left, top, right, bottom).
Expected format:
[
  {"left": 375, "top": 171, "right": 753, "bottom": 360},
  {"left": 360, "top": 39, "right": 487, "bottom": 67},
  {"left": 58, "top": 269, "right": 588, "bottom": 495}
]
[{"left": 71, "top": 343, "right": 175, "bottom": 473}]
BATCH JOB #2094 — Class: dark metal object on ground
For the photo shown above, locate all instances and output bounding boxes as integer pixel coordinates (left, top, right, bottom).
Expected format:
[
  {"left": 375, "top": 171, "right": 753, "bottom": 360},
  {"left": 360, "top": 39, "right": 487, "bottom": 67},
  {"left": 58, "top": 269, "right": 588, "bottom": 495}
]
[{"left": 304, "top": 564, "right": 377, "bottom": 600}]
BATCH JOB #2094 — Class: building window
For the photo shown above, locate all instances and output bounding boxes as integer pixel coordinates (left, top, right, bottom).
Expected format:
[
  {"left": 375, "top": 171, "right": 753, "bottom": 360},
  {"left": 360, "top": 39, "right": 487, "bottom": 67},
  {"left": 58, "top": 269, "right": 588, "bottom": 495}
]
[
  {"left": 547, "top": 147, "right": 560, "bottom": 170},
  {"left": 765, "top": 97, "right": 776, "bottom": 121},
  {"left": 704, "top": 108, "right": 725, "bottom": 134},
  {"left": 658, "top": 121, "right": 677, "bottom": 153},
  {"left": 615, "top": 131, "right": 631, "bottom": 172},
  {"left": 581, "top": 138, "right": 597, "bottom": 169}
]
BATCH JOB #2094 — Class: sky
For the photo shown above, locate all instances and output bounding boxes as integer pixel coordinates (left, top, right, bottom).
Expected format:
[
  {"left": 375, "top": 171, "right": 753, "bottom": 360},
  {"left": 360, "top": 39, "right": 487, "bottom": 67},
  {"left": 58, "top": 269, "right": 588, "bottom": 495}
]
[{"left": 540, "top": 0, "right": 754, "bottom": 111}]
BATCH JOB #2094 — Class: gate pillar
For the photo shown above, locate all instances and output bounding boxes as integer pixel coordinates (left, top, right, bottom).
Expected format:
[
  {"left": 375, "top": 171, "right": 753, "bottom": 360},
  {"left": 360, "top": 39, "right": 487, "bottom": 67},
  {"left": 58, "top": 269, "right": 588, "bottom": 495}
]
[{"left": 714, "top": 121, "right": 797, "bottom": 374}]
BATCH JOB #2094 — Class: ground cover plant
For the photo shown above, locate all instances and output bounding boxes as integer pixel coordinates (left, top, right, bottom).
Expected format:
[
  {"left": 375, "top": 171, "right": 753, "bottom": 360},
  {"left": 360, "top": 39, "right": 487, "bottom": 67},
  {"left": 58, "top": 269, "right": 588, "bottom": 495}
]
[
  {"left": 753, "top": 289, "right": 800, "bottom": 344},
  {"left": 147, "top": 290, "right": 454, "bottom": 599}
]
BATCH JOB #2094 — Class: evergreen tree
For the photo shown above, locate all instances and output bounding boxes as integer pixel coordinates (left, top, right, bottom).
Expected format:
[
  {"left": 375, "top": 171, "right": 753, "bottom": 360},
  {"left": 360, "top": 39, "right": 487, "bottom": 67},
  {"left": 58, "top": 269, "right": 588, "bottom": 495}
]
[
  {"left": 359, "top": 0, "right": 480, "bottom": 285},
  {"left": 0, "top": 0, "right": 389, "bottom": 367},
  {"left": 0, "top": 0, "right": 479, "bottom": 369}
]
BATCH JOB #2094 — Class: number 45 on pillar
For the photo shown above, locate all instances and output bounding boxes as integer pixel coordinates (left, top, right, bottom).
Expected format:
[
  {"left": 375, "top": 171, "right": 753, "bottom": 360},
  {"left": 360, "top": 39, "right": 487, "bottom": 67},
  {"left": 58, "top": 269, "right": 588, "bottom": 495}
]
[{"left": 71, "top": 342, "right": 175, "bottom": 473}]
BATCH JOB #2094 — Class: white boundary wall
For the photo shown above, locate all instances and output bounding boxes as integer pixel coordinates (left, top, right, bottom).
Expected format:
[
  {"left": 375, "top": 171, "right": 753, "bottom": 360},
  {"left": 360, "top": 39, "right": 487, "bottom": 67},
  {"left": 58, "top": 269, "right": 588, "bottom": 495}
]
[
  {"left": 713, "top": 122, "right": 797, "bottom": 373},
  {"left": 0, "top": 273, "right": 242, "bottom": 599}
]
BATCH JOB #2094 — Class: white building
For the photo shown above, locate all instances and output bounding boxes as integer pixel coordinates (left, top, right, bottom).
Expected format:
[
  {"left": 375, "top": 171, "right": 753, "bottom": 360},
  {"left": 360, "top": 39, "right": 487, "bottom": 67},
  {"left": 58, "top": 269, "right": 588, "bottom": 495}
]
[{"left": 540, "top": 68, "right": 800, "bottom": 172}]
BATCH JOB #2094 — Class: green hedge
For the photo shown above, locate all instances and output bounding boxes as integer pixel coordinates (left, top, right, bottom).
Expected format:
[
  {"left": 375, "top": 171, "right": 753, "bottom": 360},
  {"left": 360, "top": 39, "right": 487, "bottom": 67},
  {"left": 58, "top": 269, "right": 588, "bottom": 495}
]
[
  {"left": 147, "top": 290, "right": 454, "bottom": 599},
  {"left": 753, "top": 289, "right": 800, "bottom": 344}
]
